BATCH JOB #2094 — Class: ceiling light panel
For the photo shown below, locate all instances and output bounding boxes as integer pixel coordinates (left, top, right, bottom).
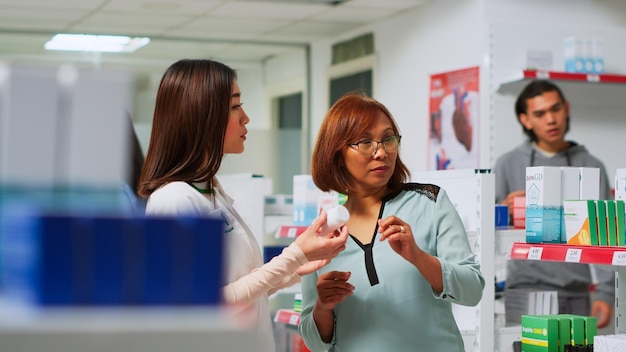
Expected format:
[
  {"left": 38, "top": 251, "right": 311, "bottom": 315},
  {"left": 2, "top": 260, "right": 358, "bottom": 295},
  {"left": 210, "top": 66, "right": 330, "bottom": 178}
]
[{"left": 44, "top": 34, "right": 150, "bottom": 53}]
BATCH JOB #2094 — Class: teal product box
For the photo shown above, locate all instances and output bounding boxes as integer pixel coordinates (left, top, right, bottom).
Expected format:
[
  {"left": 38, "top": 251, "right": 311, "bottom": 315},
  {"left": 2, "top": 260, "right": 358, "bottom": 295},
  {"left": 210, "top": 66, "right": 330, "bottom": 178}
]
[
  {"left": 564, "top": 36, "right": 584, "bottom": 73},
  {"left": 526, "top": 167, "right": 562, "bottom": 243}
]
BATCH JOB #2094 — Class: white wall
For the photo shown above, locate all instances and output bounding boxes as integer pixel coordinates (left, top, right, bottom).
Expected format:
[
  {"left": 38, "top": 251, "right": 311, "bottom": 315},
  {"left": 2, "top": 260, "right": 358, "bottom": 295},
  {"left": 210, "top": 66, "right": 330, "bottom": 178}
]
[
  {"left": 306, "top": 0, "right": 626, "bottom": 179},
  {"left": 135, "top": 0, "right": 626, "bottom": 193},
  {"left": 486, "top": 0, "right": 626, "bottom": 179},
  {"left": 309, "top": 0, "right": 486, "bottom": 174}
]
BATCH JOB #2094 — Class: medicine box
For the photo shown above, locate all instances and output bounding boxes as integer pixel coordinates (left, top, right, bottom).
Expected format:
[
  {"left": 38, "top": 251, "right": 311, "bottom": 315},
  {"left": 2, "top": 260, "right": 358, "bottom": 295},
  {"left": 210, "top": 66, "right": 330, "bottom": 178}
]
[
  {"left": 580, "top": 316, "right": 597, "bottom": 345},
  {"left": 292, "top": 175, "right": 320, "bottom": 226},
  {"left": 561, "top": 167, "right": 580, "bottom": 201},
  {"left": 526, "top": 167, "right": 562, "bottom": 243},
  {"left": 561, "top": 167, "right": 581, "bottom": 243},
  {"left": 506, "top": 289, "right": 559, "bottom": 323},
  {"left": 513, "top": 196, "right": 526, "bottom": 229},
  {"left": 557, "top": 314, "right": 592, "bottom": 346},
  {"left": 596, "top": 200, "right": 608, "bottom": 246},
  {"left": 616, "top": 169, "right": 626, "bottom": 202},
  {"left": 563, "top": 200, "right": 598, "bottom": 246},
  {"left": 616, "top": 200, "right": 625, "bottom": 246},
  {"left": 593, "top": 334, "right": 626, "bottom": 351},
  {"left": 578, "top": 167, "right": 600, "bottom": 200},
  {"left": 606, "top": 200, "right": 617, "bottom": 246},
  {"left": 521, "top": 315, "right": 559, "bottom": 352},
  {"left": 537, "top": 315, "right": 572, "bottom": 352}
]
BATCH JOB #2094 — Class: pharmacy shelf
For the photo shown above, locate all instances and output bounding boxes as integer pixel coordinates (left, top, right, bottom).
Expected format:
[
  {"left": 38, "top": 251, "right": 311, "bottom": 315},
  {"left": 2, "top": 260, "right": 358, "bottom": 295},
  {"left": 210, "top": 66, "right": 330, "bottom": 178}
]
[
  {"left": 275, "top": 225, "right": 307, "bottom": 238},
  {"left": 507, "top": 241, "right": 626, "bottom": 334},
  {"left": 515, "top": 70, "right": 626, "bottom": 84},
  {"left": 496, "top": 70, "right": 626, "bottom": 108},
  {"left": 507, "top": 242, "right": 626, "bottom": 266}
]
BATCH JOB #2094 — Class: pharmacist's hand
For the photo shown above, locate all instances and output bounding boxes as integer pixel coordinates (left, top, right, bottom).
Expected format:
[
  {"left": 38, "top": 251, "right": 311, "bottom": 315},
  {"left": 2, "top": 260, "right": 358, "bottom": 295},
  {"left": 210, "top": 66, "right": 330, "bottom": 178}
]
[
  {"left": 296, "top": 259, "right": 329, "bottom": 276},
  {"left": 295, "top": 212, "right": 348, "bottom": 262},
  {"left": 502, "top": 190, "right": 525, "bottom": 217},
  {"left": 315, "top": 271, "right": 353, "bottom": 311},
  {"left": 592, "top": 300, "right": 612, "bottom": 328},
  {"left": 378, "top": 216, "right": 419, "bottom": 263}
]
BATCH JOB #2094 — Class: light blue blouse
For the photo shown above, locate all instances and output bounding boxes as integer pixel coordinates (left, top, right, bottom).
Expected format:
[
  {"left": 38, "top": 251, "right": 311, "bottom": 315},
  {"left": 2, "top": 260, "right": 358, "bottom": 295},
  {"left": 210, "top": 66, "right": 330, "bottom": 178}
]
[{"left": 298, "top": 183, "right": 485, "bottom": 352}]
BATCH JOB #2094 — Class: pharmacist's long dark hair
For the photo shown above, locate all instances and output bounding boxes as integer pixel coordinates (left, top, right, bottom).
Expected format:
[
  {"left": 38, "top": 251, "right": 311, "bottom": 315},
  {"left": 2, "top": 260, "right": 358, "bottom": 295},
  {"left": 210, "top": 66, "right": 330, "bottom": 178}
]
[
  {"left": 515, "top": 79, "right": 570, "bottom": 142},
  {"left": 138, "top": 59, "right": 236, "bottom": 198}
]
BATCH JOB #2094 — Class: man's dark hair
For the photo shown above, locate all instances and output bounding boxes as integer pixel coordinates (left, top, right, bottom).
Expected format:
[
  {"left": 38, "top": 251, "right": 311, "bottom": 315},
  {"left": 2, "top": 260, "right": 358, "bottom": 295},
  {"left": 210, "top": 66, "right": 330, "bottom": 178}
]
[{"left": 514, "top": 79, "right": 569, "bottom": 141}]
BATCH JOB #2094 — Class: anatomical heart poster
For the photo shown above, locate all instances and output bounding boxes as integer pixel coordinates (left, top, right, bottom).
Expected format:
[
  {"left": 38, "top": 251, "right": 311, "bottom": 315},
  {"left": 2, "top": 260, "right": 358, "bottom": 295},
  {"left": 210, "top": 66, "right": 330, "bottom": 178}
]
[{"left": 428, "top": 66, "right": 479, "bottom": 170}]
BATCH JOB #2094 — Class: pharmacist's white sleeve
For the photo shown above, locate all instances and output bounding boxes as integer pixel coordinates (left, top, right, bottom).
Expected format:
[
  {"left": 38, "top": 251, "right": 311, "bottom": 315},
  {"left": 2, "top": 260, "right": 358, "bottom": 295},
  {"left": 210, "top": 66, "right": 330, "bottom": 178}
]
[{"left": 223, "top": 242, "right": 307, "bottom": 304}]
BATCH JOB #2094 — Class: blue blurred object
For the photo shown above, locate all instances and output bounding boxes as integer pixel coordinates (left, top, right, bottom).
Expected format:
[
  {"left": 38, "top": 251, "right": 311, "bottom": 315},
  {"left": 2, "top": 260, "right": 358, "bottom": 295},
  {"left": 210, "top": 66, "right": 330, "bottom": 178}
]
[
  {"left": 0, "top": 207, "right": 224, "bottom": 306},
  {"left": 495, "top": 204, "right": 509, "bottom": 229},
  {"left": 263, "top": 246, "right": 286, "bottom": 264}
]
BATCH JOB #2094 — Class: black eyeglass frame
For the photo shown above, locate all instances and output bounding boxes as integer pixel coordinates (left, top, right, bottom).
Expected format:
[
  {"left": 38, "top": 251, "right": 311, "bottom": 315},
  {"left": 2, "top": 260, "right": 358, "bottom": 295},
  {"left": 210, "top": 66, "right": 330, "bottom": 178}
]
[{"left": 348, "top": 135, "right": 402, "bottom": 155}]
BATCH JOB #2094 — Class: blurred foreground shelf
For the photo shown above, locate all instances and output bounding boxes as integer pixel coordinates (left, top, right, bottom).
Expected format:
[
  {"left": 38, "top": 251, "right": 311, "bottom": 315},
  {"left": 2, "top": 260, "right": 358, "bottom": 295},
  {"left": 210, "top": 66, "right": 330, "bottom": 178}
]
[{"left": 0, "top": 305, "right": 261, "bottom": 352}]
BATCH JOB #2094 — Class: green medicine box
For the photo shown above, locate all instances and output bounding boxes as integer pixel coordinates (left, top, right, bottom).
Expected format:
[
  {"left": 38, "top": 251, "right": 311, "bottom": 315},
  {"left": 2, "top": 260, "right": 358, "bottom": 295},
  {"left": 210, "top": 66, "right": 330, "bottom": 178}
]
[
  {"left": 557, "top": 314, "right": 595, "bottom": 346},
  {"left": 521, "top": 315, "right": 559, "bottom": 352},
  {"left": 535, "top": 315, "right": 572, "bottom": 352}
]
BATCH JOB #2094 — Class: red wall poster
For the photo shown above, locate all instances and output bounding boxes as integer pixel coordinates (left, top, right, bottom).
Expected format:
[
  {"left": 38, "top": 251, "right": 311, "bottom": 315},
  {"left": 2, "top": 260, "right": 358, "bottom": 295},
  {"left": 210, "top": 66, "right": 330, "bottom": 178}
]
[{"left": 428, "top": 66, "right": 480, "bottom": 170}]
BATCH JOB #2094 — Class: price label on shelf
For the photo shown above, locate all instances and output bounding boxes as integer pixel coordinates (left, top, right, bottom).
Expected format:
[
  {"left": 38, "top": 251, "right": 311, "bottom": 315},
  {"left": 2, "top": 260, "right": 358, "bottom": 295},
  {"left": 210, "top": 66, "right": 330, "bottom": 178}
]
[
  {"left": 565, "top": 248, "right": 582, "bottom": 263},
  {"left": 612, "top": 252, "right": 626, "bottom": 266},
  {"left": 287, "top": 227, "right": 298, "bottom": 238},
  {"left": 527, "top": 247, "right": 543, "bottom": 260},
  {"left": 586, "top": 74, "right": 600, "bottom": 82}
]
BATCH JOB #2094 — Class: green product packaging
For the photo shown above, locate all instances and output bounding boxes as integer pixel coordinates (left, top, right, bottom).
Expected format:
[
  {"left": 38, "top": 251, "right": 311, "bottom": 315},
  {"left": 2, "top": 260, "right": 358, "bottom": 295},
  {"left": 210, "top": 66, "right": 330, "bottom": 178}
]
[
  {"left": 563, "top": 200, "right": 598, "bottom": 246},
  {"left": 557, "top": 314, "right": 586, "bottom": 346},
  {"left": 580, "top": 316, "right": 596, "bottom": 345},
  {"left": 596, "top": 200, "right": 608, "bottom": 246},
  {"left": 606, "top": 200, "right": 617, "bottom": 246},
  {"left": 616, "top": 200, "right": 625, "bottom": 246},
  {"left": 521, "top": 315, "right": 559, "bottom": 352},
  {"left": 536, "top": 315, "right": 571, "bottom": 352}
]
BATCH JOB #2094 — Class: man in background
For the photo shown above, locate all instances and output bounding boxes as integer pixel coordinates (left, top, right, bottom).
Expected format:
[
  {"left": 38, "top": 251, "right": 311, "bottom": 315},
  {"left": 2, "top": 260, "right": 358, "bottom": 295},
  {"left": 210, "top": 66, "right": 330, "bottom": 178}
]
[{"left": 494, "top": 79, "right": 613, "bottom": 328}]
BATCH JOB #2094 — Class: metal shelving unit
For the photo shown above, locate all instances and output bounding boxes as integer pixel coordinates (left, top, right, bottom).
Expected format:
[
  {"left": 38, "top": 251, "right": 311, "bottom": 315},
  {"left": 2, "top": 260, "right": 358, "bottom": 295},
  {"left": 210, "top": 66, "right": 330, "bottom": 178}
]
[{"left": 507, "top": 242, "right": 626, "bottom": 334}]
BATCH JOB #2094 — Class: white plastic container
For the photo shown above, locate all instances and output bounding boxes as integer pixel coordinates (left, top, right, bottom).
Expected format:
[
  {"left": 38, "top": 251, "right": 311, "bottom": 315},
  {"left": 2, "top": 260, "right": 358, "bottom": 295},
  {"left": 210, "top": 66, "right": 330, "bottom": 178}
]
[{"left": 318, "top": 205, "right": 350, "bottom": 237}]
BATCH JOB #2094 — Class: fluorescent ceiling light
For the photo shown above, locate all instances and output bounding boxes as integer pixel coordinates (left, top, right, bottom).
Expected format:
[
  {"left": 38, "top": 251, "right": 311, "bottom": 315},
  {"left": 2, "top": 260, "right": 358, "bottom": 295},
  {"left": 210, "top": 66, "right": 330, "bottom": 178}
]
[{"left": 44, "top": 34, "right": 150, "bottom": 53}]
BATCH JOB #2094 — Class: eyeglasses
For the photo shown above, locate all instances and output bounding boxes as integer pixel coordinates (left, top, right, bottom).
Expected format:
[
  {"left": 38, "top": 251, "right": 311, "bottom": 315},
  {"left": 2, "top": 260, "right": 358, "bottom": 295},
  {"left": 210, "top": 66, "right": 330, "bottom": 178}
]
[{"left": 349, "top": 135, "right": 401, "bottom": 155}]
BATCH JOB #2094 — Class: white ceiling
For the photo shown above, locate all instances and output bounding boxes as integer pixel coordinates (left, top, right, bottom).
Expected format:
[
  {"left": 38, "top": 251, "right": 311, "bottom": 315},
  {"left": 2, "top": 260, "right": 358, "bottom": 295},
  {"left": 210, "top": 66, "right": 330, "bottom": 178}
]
[{"left": 0, "top": 0, "right": 429, "bottom": 67}]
